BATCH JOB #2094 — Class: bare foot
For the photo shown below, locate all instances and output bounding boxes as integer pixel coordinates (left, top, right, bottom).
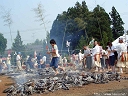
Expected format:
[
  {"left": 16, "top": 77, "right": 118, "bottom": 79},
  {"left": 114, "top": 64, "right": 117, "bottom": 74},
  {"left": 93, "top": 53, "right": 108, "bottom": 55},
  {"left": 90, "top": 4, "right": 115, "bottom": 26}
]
[
  {"left": 55, "top": 71, "right": 59, "bottom": 75},
  {"left": 62, "top": 67, "right": 65, "bottom": 72}
]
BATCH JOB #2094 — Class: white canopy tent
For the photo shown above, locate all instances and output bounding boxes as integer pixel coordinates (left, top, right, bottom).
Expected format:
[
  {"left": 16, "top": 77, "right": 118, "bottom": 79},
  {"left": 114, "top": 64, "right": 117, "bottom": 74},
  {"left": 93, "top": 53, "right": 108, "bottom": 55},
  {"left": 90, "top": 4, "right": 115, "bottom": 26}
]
[{"left": 112, "top": 34, "right": 128, "bottom": 47}]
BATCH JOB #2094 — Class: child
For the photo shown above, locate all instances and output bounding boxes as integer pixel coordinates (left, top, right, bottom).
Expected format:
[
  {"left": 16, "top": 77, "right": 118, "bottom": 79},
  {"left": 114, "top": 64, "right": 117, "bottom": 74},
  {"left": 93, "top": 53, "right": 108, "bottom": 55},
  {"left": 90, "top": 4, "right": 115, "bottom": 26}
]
[{"left": 47, "top": 39, "right": 65, "bottom": 75}]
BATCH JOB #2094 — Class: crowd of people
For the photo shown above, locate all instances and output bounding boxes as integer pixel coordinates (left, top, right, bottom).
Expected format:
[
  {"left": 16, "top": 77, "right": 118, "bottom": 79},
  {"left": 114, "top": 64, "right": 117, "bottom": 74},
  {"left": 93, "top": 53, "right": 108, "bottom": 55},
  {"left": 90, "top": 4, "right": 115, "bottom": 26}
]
[
  {"left": 0, "top": 52, "right": 47, "bottom": 73},
  {"left": 82, "top": 37, "right": 128, "bottom": 73},
  {"left": 0, "top": 54, "right": 11, "bottom": 73},
  {"left": 0, "top": 37, "right": 128, "bottom": 75},
  {"left": 58, "top": 37, "right": 128, "bottom": 74},
  {"left": 15, "top": 52, "right": 47, "bottom": 72}
]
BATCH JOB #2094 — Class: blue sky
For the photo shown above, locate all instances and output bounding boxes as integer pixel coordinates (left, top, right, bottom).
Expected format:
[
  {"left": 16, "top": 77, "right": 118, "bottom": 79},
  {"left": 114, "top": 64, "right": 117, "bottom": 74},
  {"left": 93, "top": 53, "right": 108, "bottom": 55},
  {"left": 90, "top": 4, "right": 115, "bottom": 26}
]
[{"left": 0, "top": 0, "right": 128, "bottom": 49}]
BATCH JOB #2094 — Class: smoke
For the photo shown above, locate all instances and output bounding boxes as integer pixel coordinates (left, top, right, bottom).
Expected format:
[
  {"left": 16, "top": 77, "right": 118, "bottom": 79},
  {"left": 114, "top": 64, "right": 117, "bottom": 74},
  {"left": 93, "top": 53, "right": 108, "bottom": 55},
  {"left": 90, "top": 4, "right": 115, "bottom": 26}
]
[
  {"left": 50, "top": 18, "right": 86, "bottom": 55},
  {"left": 50, "top": 30, "right": 85, "bottom": 56}
]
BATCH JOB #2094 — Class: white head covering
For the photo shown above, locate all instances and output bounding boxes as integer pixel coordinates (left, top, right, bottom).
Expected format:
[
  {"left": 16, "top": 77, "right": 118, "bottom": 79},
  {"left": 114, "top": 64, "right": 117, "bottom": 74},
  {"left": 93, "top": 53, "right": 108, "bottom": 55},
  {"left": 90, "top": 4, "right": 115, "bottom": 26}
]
[
  {"left": 119, "top": 36, "right": 124, "bottom": 41},
  {"left": 8, "top": 54, "right": 11, "bottom": 57}
]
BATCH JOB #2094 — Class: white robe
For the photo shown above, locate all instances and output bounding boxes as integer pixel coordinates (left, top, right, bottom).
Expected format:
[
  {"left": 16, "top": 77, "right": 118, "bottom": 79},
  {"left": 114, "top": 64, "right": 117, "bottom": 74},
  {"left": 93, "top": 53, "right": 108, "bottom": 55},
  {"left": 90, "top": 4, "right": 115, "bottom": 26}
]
[
  {"left": 116, "top": 43, "right": 128, "bottom": 68},
  {"left": 92, "top": 45, "right": 101, "bottom": 68}
]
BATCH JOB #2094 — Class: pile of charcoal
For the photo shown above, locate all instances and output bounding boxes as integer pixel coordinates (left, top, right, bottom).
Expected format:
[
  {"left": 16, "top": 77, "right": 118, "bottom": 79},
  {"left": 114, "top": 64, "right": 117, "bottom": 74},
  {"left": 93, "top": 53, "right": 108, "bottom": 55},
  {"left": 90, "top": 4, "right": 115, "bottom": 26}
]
[{"left": 3, "top": 71, "right": 128, "bottom": 96}]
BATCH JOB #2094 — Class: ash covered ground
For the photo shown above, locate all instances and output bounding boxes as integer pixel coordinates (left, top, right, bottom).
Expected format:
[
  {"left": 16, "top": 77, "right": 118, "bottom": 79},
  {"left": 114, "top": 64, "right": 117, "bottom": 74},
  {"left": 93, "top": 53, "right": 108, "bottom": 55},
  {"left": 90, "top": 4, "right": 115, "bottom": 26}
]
[{"left": 0, "top": 65, "right": 128, "bottom": 96}]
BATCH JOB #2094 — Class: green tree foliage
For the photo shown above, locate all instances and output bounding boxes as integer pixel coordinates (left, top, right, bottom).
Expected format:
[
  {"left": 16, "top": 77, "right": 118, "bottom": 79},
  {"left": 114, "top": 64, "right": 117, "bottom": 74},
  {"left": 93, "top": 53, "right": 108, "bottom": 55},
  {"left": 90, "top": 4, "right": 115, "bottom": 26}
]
[
  {"left": 76, "top": 35, "right": 86, "bottom": 49},
  {"left": 50, "top": 1, "right": 89, "bottom": 50},
  {"left": 87, "top": 5, "right": 113, "bottom": 47},
  {"left": 50, "top": 1, "right": 124, "bottom": 51},
  {"left": 102, "top": 31, "right": 109, "bottom": 48},
  {"left": 11, "top": 31, "right": 25, "bottom": 65},
  {"left": 109, "top": 6, "right": 124, "bottom": 40},
  {"left": 33, "top": 39, "right": 43, "bottom": 45},
  {"left": 12, "top": 31, "right": 25, "bottom": 56},
  {"left": 24, "top": 32, "right": 50, "bottom": 57},
  {"left": 0, "top": 33, "right": 7, "bottom": 54}
]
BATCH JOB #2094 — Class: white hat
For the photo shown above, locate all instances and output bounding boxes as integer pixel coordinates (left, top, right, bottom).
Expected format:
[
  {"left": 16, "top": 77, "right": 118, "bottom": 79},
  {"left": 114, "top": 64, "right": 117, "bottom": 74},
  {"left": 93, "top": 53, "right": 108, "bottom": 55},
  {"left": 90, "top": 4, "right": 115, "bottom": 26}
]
[
  {"left": 119, "top": 38, "right": 123, "bottom": 40},
  {"left": 8, "top": 54, "right": 11, "bottom": 57},
  {"left": 119, "top": 36, "right": 124, "bottom": 40}
]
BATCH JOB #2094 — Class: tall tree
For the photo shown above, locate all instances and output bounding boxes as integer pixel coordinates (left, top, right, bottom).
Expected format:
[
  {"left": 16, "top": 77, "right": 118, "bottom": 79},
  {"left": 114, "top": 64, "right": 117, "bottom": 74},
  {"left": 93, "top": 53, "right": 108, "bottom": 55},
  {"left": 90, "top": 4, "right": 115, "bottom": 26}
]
[
  {"left": 50, "top": 2, "right": 114, "bottom": 50},
  {"left": 12, "top": 31, "right": 25, "bottom": 55},
  {"left": 76, "top": 35, "right": 86, "bottom": 49},
  {"left": 109, "top": 6, "right": 124, "bottom": 39},
  {"left": 42, "top": 32, "right": 50, "bottom": 56},
  {"left": 34, "top": 39, "right": 43, "bottom": 45},
  {"left": 87, "top": 5, "right": 113, "bottom": 47},
  {"left": 50, "top": 12, "right": 69, "bottom": 50},
  {"left": 33, "top": 3, "right": 50, "bottom": 43},
  {"left": 1, "top": 9, "right": 13, "bottom": 45},
  {"left": 0, "top": 33, "right": 7, "bottom": 54},
  {"left": 50, "top": 1, "right": 89, "bottom": 50}
]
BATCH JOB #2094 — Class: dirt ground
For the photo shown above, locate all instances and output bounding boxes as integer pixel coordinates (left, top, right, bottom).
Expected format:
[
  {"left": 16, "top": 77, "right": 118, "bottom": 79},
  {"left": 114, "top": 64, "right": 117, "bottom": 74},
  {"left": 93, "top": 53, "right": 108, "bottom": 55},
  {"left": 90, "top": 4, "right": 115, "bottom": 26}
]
[
  {"left": 0, "top": 75, "right": 15, "bottom": 96},
  {"left": 0, "top": 73, "right": 128, "bottom": 96}
]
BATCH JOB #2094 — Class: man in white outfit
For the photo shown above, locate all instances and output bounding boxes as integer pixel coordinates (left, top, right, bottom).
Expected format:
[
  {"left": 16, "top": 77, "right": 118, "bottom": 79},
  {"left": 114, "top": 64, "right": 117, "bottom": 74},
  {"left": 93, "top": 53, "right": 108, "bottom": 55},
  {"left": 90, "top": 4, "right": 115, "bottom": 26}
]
[
  {"left": 6, "top": 54, "right": 11, "bottom": 72},
  {"left": 92, "top": 41, "right": 101, "bottom": 72},
  {"left": 116, "top": 37, "right": 127, "bottom": 73},
  {"left": 42, "top": 56, "right": 46, "bottom": 68},
  {"left": 78, "top": 50, "right": 83, "bottom": 64},
  {"left": 16, "top": 52, "right": 22, "bottom": 71}
]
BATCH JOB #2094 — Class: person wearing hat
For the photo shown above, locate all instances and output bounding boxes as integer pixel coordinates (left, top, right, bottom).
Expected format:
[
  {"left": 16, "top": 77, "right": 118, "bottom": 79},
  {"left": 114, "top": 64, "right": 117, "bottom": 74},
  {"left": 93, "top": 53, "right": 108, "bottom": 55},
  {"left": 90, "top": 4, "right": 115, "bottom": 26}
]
[
  {"left": 116, "top": 37, "right": 127, "bottom": 73},
  {"left": 16, "top": 52, "right": 22, "bottom": 71},
  {"left": 6, "top": 54, "right": 11, "bottom": 72}
]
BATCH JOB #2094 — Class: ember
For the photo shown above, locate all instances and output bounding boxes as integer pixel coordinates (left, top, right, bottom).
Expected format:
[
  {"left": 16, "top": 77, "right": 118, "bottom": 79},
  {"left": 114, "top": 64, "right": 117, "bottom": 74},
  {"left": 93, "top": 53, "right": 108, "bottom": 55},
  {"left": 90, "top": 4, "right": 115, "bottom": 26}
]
[{"left": 3, "top": 68, "right": 128, "bottom": 96}]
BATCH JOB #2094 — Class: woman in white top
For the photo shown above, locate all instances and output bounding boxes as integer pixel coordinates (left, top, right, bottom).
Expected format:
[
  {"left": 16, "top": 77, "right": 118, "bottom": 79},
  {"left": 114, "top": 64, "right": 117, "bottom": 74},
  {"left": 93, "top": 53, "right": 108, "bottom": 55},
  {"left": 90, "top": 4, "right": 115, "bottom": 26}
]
[{"left": 107, "top": 42, "right": 116, "bottom": 73}]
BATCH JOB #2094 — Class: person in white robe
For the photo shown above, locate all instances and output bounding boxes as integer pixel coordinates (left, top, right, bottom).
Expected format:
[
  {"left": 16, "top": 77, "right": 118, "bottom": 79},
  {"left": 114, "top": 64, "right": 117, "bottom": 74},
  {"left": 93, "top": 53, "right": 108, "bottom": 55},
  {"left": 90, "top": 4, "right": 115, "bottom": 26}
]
[
  {"left": 116, "top": 37, "right": 127, "bottom": 73},
  {"left": 91, "top": 41, "right": 101, "bottom": 72}
]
